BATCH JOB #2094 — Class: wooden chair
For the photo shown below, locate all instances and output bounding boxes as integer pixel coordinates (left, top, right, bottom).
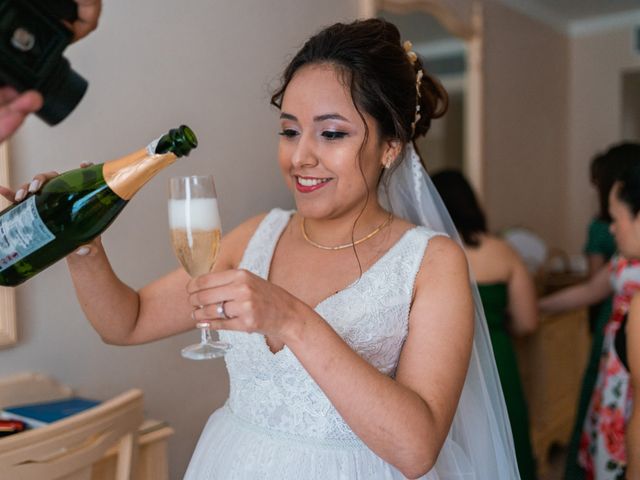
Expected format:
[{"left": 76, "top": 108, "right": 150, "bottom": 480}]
[
  {"left": 0, "top": 372, "right": 73, "bottom": 408},
  {"left": 0, "top": 387, "right": 144, "bottom": 480}
]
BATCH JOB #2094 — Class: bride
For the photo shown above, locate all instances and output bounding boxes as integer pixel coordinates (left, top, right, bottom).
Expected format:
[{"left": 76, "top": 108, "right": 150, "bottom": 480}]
[{"left": 10, "top": 18, "right": 520, "bottom": 479}]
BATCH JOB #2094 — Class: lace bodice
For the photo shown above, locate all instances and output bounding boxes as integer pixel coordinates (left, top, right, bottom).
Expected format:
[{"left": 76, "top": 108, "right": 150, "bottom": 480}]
[{"left": 219, "top": 209, "right": 440, "bottom": 445}]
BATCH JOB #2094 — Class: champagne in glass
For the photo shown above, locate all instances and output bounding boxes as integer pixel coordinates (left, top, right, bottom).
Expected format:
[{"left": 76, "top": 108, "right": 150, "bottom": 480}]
[
  {"left": 169, "top": 175, "right": 230, "bottom": 360},
  {"left": 169, "top": 198, "right": 221, "bottom": 276}
]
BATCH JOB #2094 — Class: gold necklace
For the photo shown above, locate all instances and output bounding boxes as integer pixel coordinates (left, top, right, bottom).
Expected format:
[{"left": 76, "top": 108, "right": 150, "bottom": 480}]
[{"left": 300, "top": 213, "right": 394, "bottom": 251}]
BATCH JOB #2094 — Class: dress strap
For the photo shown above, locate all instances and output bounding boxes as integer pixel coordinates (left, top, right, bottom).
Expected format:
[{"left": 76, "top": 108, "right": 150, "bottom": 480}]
[{"left": 239, "top": 209, "right": 293, "bottom": 279}]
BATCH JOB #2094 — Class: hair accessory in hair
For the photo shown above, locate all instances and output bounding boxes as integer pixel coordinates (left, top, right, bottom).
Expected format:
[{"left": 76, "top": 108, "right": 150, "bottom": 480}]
[
  {"left": 403, "top": 41, "right": 418, "bottom": 65},
  {"left": 403, "top": 40, "right": 424, "bottom": 137}
]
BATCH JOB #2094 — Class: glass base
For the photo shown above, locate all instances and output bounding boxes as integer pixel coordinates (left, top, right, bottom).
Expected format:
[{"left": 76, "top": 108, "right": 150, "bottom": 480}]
[{"left": 181, "top": 341, "right": 231, "bottom": 360}]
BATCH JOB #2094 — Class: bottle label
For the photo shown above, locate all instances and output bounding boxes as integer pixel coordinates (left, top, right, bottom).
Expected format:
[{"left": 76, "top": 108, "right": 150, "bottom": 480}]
[{"left": 0, "top": 196, "right": 55, "bottom": 271}]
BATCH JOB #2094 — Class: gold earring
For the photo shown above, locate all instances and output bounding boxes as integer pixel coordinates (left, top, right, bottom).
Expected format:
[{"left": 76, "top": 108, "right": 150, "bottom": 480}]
[{"left": 384, "top": 155, "right": 393, "bottom": 169}]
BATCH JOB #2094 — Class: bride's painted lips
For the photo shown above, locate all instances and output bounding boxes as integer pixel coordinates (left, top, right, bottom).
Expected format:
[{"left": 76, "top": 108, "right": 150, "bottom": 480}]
[{"left": 295, "top": 176, "right": 332, "bottom": 193}]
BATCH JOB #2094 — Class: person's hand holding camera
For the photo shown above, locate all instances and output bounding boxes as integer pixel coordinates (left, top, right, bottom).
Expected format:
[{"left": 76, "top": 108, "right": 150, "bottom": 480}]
[
  {"left": 69, "top": 0, "right": 101, "bottom": 42},
  {"left": 0, "top": 88, "right": 43, "bottom": 142},
  {"left": 0, "top": 0, "right": 102, "bottom": 143}
]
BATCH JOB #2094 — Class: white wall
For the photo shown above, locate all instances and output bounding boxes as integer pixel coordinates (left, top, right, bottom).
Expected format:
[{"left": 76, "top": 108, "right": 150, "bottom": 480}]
[
  {"left": 567, "top": 25, "right": 640, "bottom": 252},
  {"left": 622, "top": 71, "right": 640, "bottom": 140},
  {"left": 0, "top": 1, "right": 357, "bottom": 477},
  {"left": 482, "top": 0, "right": 569, "bottom": 248}
]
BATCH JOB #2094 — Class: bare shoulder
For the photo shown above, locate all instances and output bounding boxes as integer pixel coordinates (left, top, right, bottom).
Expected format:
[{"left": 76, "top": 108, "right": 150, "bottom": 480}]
[
  {"left": 630, "top": 294, "right": 640, "bottom": 339},
  {"left": 218, "top": 213, "right": 269, "bottom": 269},
  {"left": 628, "top": 294, "right": 640, "bottom": 381},
  {"left": 410, "top": 233, "right": 473, "bottom": 330},
  {"left": 425, "top": 234, "right": 466, "bottom": 259},
  {"left": 482, "top": 235, "right": 522, "bottom": 266},
  {"left": 418, "top": 234, "right": 468, "bottom": 280},
  {"left": 483, "top": 234, "right": 518, "bottom": 257},
  {"left": 630, "top": 293, "right": 640, "bottom": 318}
]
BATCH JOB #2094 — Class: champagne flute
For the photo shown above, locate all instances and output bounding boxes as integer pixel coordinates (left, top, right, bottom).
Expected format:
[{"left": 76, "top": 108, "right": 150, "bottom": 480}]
[{"left": 169, "top": 175, "right": 230, "bottom": 360}]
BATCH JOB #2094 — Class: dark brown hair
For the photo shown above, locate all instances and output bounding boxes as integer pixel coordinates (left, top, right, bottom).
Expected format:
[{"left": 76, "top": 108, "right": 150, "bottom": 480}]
[
  {"left": 591, "top": 142, "right": 640, "bottom": 222},
  {"left": 271, "top": 18, "right": 448, "bottom": 148},
  {"left": 432, "top": 169, "right": 487, "bottom": 247},
  {"left": 614, "top": 158, "right": 640, "bottom": 217}
]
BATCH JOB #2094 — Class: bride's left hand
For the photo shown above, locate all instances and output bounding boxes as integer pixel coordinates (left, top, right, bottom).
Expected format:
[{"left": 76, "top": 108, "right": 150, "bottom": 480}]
[{"left": 186, "top": 269, "right": 308, "bottom": 340}]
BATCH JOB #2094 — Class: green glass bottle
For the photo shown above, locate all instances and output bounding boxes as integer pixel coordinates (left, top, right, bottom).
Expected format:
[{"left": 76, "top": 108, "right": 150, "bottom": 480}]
[{"left": 0, "top": 125, "right": 197, "bottom": 286}]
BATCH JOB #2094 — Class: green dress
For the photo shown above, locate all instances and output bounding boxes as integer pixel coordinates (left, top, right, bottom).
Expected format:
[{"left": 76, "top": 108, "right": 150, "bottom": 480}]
[
  {"left": 564, "top": 218, "right": 615, "bottom": 479},
  {"left": 585, "top": 219, "right": 616, "bottom": 333},
  {"left": 478, "top": 283, "right": 537, "bottom": 480}
]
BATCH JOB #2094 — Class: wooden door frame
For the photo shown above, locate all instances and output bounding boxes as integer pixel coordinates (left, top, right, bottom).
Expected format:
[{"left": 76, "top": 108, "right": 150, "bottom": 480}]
[
  {"left": 358, "top": 0, "right": 485, "bottom": 197},
  {"left": 0, "top": 142, "right": 17, "bottom": 348}
]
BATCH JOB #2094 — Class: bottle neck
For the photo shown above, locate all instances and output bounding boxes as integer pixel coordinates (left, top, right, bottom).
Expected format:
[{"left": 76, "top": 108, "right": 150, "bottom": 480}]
[{"left": 102, "top": 148, "right": 178, "bottom": 200}]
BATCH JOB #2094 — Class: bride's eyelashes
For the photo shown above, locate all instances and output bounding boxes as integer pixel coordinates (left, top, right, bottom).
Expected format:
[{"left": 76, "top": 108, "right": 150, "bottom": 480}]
[
  {"left": 279, "top": 128, "right": 299, "bottom": 138},
  {"left": 321, "top": 131, "right": 348, "bottom": 140},
  {"left": 278, "top": 129, "right": 349, "bottom": 140}
]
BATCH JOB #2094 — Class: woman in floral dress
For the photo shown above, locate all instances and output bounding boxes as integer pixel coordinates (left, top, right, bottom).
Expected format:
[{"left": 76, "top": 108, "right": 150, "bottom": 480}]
[
  {"left": 565, "top": 143, "right": 640, "bottom": 480},
  {"left": 578, "top": 255, "right": 640, "bottom": 478},
  {"left": 541, "top": 161, "right": 640, "bottom": 479}
]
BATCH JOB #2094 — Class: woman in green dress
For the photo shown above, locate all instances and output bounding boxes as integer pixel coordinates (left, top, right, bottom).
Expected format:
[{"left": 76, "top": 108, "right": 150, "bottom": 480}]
[{"left": 433, "top": 170, "right": 539, "bottom": 480}]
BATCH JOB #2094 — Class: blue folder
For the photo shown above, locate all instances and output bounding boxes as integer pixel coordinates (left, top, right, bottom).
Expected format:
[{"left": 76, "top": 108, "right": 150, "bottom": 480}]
[{"left": 1, "top": 397, "right": 100, "bottom": 428}]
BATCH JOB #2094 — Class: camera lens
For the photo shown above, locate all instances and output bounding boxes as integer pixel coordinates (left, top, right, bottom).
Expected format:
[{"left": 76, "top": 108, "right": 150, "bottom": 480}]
[{"left": 37, "top": 57, "right": 88, "bottom": 126}]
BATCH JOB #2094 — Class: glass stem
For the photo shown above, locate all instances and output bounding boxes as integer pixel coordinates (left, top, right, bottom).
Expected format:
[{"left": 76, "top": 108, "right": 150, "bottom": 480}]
[{"left": 200, "top": 323, "right": 213, "bottom": 344}]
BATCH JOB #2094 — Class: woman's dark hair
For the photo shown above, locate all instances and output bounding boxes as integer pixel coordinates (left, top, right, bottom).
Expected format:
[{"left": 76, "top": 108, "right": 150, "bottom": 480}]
[
  {"left": 431, "top": 169, "right": 487, "bottom": 247},
  {"left": 591, "top": 142, "right": 640, "bottom": 221},
  {"left": 271, "top": 18, "right": 448, "bottom": 147},
  {"left": 614, "top": 160, "right": 640, "bottom": 216}
]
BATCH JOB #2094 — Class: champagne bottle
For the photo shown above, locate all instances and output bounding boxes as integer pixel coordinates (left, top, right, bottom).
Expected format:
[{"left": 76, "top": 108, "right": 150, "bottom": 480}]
[{"left": 0, "top": 125, "right": 198, "bottom": 286}]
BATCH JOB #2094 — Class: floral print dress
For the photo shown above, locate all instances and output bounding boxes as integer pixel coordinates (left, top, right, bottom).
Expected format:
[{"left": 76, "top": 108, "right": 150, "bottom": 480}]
[{"left": 579, "top": 256, "right": 640, "bottom": 479}]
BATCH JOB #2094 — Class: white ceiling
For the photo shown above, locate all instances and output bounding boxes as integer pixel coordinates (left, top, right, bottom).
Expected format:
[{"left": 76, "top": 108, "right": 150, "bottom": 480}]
[
  {"left": 513, "top": 0, "right": 640, "bottom": 23},
  {"left": 380, "top": 0, "right": 640, "bottom": 44},
  {"left": 378, "top": 11, "right": 449, "bottom": 45}
]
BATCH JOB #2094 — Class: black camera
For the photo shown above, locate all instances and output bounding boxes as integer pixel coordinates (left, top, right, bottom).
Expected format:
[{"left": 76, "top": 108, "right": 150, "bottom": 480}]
[{"left": 0, "top": 0, "right": 88, "bottom": 125}]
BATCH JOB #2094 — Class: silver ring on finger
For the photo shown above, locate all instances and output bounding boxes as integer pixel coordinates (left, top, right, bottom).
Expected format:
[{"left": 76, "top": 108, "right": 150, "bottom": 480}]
[{"left": 216, "top": 301, "right": 230, "bottom": 320}]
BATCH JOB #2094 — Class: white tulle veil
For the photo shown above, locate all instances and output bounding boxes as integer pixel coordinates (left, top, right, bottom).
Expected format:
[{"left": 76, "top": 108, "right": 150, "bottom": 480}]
[{"left": 378, "top": 143, "right": 521, "bottom": 479}]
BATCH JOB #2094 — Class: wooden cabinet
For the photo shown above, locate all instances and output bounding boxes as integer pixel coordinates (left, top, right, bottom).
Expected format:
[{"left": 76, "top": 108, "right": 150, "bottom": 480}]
[{"left": 515, "top": 308, "right": 590, "bottom": 477}]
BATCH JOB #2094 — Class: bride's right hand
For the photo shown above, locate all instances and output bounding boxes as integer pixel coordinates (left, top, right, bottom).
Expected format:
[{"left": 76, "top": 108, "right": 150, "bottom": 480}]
[{"left": 0, "top": 162, "right": 102, "bottom": 257}]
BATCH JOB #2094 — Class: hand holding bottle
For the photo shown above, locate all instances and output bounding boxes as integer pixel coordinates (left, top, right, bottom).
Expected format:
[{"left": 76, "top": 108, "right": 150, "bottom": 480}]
[
  {"left": 0, "top": 163, "right": 100, "bottom": 257},
  {"left": 0, "top": 125, "right": 197, "bottom": 286}
]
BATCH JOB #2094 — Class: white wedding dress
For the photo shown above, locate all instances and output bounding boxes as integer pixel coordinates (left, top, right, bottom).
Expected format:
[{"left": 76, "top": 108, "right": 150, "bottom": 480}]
[{"left": 183, "top": 208, "right": 474, "bottom": 479}]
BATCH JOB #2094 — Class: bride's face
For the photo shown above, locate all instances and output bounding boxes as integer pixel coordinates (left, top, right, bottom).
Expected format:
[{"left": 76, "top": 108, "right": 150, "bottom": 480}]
[{"left": 277, "top": 63, "right": 396, "bottom": 220}]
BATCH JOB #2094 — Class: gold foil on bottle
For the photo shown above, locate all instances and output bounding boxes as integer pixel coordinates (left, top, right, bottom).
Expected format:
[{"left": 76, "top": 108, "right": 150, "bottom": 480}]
[{"left": 102, "top": 148, "right": 177, "bottom": 200}]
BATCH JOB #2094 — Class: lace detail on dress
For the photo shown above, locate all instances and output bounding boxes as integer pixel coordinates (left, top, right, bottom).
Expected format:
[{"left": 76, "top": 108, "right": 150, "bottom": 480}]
[{"left": 219, "top": 208, "right": 441, "bottom": 445}]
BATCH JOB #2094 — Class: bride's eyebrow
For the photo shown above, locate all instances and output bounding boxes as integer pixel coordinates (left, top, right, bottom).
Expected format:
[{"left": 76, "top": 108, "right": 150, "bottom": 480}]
[
  {"left": 279, "top": 112, "right": 351, "bottom": 123},
  {"left": 314, "top": 113, "right": 350, "bottom": 123}
]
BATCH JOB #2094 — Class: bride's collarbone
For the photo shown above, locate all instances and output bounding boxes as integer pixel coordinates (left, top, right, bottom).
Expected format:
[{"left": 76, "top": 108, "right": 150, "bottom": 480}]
[
  {"left": 268, "top": 220, "right": 412, "bottom": 304},
  {"left": 275, "top": 243, "right": 382, "bottom": 276},
  {"left": 269, "top": 245, "right": 385, "bottom": 308},
  {"left": 280, "top": 222, "right": 401, "bottom": 267}
]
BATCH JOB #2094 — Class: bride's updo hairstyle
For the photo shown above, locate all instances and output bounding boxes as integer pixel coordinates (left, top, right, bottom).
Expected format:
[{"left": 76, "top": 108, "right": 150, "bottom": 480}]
[{"left": 270, "top": 18, "right": 448, "bottom": 152}]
